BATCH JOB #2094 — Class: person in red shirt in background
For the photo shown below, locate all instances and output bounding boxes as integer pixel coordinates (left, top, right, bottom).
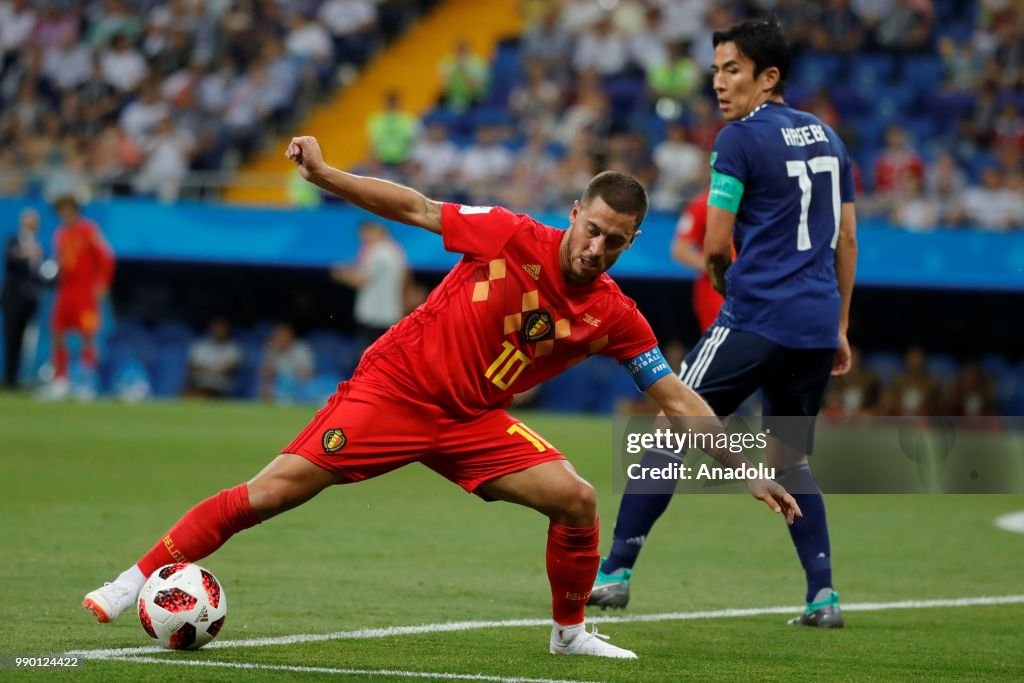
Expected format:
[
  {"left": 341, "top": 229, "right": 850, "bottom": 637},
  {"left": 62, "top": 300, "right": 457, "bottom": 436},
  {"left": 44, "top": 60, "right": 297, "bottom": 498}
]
[
  {"left": 47, "top": 195, "right": 115, "bottom": 398},
  {"left": 672, "top": 188, "right": 724, "bottom": 334},
  {"left": 873, "top": 125, "right": 925, "bottom": 196}
]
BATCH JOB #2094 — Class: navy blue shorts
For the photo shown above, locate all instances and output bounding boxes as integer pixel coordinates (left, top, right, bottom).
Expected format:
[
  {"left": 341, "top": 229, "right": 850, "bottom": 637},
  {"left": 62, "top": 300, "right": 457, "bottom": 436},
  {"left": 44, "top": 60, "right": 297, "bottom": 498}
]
[{"left": 678, "top": 326, "right": 835, "bottom": 453}]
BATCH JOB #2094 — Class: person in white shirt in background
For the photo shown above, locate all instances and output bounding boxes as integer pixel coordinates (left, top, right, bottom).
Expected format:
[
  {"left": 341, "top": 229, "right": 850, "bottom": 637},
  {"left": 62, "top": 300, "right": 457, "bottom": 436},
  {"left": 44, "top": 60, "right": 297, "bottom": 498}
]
[{"left": 331, "top": 221, "right": 408, "bottom": 350}]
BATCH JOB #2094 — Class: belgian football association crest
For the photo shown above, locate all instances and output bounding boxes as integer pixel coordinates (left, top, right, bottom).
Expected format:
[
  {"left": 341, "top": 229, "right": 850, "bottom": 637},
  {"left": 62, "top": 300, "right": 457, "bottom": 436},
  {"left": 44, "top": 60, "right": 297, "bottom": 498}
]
[
  {"left": 322, "top": 428, "right": 347, "bottom": 453},
  {"left": 522, "top": 310, "right": 554, "bottom": 342}
]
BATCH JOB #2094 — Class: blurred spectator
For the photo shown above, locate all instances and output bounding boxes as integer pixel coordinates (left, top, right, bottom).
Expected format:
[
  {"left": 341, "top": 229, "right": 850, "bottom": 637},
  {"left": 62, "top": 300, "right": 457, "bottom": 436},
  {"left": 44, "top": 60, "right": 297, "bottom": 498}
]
[
  {"left": 87, "top": 0, "right": 142, "bottom": 48},
  {"left": 924, "top": 151, "right": 966, "bottom": 226},
  {"left": 133, "top": 116, "right": 195, "bottom": 202},
  {"left": 259, "top": 323, "right": 314, "bottom": 403},
  {"left": 629, "top": 6, "right": 669, "bottom": 73},
  {"left": 331, "top": 221, "right": 408, "bottom": 349},
  {"left": 439, "top": 39, "right": 490, "bottom": 113},
  {"left": 285, "top": 11, "right": 335, "bottom": 87},
  {"left": 891, "top": 175, "right": 940, "bottom": 231},
  {"left": 1, "top": 208, "right": 44, "bottom": 389},
  {"left": 650, "top": 122, "right": 706, "bottom": 211},
  {"left": 0, "top": 149, "right": 26, "bottom": 197},
  {"left": 875, "top": 0, "right": 934, "bottom": 51},
  {"left": 100, "top": 33, "right": 148, "bottom": 93},
  {"left": 939, "top": 37, "right": 984, "bottom": 92},
  {"left": 185, "top": 317, "right": 242, "bottom": 399},
  {"left": 553, "top": 69, "right": 610, "bottom": 146},
  {"left": 886, "top": 346, "right": 941, "bottom": 416},
  {"left": 646, "top": 40, "right": 700, "bottom": 104},
  {"left": 960, "top": 166, "right": 1024, "bottom": 231},
  {"left": 992, "top": 103, "right": 1024, "bottom": 151},
  {"left": 0, "top": 1, "right": 37, "bottom": 64},
  {"left": 823, "top": 347, "right": 880, "bottom": 415},
  {"left": 318, "top": 0, "right": 378, "bottom": 69},
  {"left": 502, "top": 131, "right": 558, "bottom": 211},
  {"left": 409, "top": 120, "right": 459, "bottom": 196},
  {"left": 874, "top": 126, "right": 925, "bottom": 195},
  {"left": 509, "top": 60, "right": 563, "bottom": 139},
  {"left": 367, "top": 91, "right": 419, "bottom": 166},
  {"left": 946, "top": 361, "right": 998, "bottom": 417},
  {"left": 519, "top": 4, "right": 573, "bottom": 80},
  {"left": 810, "top": 0, "right": 865, "bottom": 54},
  {"left": 460, "top": 124, "right": 515, "bottom": 204},
  {"left": 119, "top": 82, "right": 169, "bottom": 144},
  {"left": 573, "top": 15, "right": 630, "bottom": 76},
  {"left": 43, "top": 30, "right": 93, "bottom": 92}
]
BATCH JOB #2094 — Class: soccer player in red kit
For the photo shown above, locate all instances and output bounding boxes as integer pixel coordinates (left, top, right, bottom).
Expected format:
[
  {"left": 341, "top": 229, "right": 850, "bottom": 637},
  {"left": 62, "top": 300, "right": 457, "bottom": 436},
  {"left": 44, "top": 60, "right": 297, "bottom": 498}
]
[
  {"left": 84, "top": 136, "right": 800, "bottom": 658},
  {"left": 47, "top": 195, "right": 115, "bottom": 397},
  {"left": 672, "top": 189, "right": 723, "bottom": 334}
]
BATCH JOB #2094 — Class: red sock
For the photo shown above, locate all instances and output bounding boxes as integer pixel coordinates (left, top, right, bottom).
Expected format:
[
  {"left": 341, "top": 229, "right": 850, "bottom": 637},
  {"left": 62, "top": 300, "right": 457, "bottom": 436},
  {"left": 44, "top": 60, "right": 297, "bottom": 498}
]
[
  {"left": 546, "top": 518, "right": 600, "bottom": 626},
  {"left": 54, "top": 345, "right": 69, "bottom": 379},
  {"left": 138, "top": 484, "right": 261, "bottom": 577}
]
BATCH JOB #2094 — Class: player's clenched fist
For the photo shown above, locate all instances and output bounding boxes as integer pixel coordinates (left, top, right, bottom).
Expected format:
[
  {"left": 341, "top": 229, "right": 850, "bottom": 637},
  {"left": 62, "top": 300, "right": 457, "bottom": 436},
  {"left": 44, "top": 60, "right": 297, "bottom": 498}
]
[{"left": 286, "top": 136, "right": 325, "bottom": 181}]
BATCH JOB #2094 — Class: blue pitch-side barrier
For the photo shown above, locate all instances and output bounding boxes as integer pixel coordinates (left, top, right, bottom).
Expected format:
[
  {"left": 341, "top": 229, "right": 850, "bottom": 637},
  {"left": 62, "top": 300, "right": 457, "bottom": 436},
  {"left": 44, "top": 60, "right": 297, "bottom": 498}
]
[{"left": 1, "top": 198, "right": 1023, "bottom": 291}]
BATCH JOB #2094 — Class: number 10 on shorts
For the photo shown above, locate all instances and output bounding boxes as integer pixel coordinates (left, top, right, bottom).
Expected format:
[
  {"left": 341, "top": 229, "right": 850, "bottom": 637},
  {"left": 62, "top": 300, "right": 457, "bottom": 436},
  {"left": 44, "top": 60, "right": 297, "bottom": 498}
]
[{"left": 508, "top": 423, "right": 552, "bottom": 452}]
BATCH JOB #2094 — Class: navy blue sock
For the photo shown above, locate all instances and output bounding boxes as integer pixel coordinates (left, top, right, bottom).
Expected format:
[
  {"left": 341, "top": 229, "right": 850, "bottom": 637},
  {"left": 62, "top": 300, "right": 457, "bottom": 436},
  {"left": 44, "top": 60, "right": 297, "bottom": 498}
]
[
  {"left": 777, "top": 463, "right": 833, "bottom": 602},
  {"left": 602, "top": 450, "right": 678, "bottom": 574}
]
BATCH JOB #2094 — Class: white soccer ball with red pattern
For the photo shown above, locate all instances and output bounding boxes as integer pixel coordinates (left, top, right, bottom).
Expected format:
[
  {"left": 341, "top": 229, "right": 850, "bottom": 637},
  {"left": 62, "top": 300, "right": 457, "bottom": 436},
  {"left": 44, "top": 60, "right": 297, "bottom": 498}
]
[{"left": 138, "top": 563, "right": 227, "bottom": 649}]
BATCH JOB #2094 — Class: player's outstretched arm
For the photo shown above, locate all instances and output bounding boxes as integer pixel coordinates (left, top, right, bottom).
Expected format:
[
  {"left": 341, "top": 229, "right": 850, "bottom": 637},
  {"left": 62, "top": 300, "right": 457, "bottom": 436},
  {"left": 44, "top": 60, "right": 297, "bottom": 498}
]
[
  {"left": 645, "top": 374, "right": 802, "bottom": 524},
  {"left": 285, "top": 136, "right": 442, "bottom": 234}
]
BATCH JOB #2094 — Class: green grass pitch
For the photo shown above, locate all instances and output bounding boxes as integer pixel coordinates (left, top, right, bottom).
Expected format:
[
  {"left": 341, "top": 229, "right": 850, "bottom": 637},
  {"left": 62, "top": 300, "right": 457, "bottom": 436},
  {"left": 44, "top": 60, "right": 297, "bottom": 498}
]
[{"left": 1, "top": 394, "right": 1022, "bottom": 681}]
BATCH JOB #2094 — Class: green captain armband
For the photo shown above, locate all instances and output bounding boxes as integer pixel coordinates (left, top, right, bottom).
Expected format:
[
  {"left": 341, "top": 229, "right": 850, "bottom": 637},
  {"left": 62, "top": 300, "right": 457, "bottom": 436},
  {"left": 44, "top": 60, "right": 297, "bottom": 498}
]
[{"left": 708, "top": 170, "right": 744, "bottom": 213}]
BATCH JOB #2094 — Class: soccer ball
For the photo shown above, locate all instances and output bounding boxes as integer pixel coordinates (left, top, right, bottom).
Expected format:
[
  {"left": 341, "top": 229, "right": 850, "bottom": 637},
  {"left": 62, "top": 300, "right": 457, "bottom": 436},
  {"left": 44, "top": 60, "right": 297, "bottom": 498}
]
[{"left": 138, "top": 563, "right": 227, "bottom": 649}]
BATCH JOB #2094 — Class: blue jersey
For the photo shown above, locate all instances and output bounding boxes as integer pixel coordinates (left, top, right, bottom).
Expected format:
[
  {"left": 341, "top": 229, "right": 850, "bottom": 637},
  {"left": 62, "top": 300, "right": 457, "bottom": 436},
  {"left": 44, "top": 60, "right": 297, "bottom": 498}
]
[{"left": 709, "top": 101, "right": 855, "bottom": 349}]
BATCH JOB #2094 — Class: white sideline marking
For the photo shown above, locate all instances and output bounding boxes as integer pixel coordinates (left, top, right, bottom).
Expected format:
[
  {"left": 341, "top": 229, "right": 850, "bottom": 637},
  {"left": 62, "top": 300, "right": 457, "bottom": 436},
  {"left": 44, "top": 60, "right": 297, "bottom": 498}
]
[
  {"left": 995, "top": 511, "right": 1024, "bottom": 535},
  {"left": 68, "top": 595, "right": 1024, "bottom": 660},
  {"left": 110, "top": 657, "right": 598, "bottom": 683}
]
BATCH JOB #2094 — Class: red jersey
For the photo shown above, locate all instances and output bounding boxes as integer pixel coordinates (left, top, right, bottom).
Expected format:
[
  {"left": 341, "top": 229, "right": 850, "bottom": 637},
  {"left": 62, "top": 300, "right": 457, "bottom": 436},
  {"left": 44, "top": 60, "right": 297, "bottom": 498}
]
[
  {"left": 674, "top": 190, "right": 723, "bottom": 333},
  {"left": 356, "top": 204, "right": 659, "bottom": 417},
  {"left": 55, "top": 218, "right": 115, "bottom": 296}
]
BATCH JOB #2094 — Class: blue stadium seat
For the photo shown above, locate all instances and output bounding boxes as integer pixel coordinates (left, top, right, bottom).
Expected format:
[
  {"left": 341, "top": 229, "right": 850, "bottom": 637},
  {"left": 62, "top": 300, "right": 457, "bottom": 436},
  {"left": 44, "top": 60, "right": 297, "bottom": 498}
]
[
  {"left": 153, "top": 344, "right": 190, "bottom": 397},
  {"left": 793, "top": 53, "right": 843, "bottom": 89},
  {"left": 863, "top": 351, "right": 904, "bottom": 386},
  {"left": 152, "top": 320, "right": 194, "bottom": 347},
  {"left": 850, "top": 55, "right": 895, "bottom": 90},
  {"left": 901, "top": 56, "right": 943, "bottom": 93},
  {"left": 927, "top": 353, "right": 960, "bottom": 386},
  {"left": 306, "top": 329, "right": 344, "bottom": 375}
]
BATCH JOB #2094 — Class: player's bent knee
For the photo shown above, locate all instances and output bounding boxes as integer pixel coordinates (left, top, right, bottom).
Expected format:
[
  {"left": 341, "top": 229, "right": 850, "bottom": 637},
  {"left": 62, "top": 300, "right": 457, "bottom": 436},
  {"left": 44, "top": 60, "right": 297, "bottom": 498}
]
[{"left": 551, "top": 480, "right": 597, "bottom": 527}]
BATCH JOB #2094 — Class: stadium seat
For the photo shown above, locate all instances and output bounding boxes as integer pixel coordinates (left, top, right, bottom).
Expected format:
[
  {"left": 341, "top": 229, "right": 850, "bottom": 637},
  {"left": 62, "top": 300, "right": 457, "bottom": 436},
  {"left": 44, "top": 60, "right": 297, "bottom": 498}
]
[
  {"left": 850, "top": 55, "right": 895, "bottom": 90},
  {"left": 863, "top": 351, "right": 904, "bottom": 386},
  {"left": 901, "top": 56, "right": 943, "bottom": 94},
  {"left": 153, "top": 344, "right": 190, "bottom": 397},
  {"left": 926, "top": 353, "right": 960, "bottom": 387},
  {"left": 152, "top": 320, "right": 195, "bottom": 347},
  {"left": 306, "top": 329, "right": 344, "bottom": 376}
]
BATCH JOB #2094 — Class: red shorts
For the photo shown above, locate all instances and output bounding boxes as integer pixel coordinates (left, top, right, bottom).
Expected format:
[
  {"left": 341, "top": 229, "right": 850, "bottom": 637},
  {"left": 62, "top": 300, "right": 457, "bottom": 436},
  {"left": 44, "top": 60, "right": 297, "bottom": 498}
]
[
  {"left": 52, "top": 294, "right": 100, "bottom": 334},
  {"left": 284, "top": 380, "right": 566, "bottom": 495}
]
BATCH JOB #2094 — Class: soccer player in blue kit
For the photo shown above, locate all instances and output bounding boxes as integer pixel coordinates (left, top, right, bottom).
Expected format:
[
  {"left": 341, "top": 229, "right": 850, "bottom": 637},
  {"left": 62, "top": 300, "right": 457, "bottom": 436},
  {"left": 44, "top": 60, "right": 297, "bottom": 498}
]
[{"left": 590, "top": 19, "right": 858, "bottom": 628}]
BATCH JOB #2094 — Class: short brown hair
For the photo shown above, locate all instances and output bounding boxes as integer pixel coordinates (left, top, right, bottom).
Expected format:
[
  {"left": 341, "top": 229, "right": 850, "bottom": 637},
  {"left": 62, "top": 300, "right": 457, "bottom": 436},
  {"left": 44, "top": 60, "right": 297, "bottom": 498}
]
[{"left": 581, "top": 171, "right": 648, "bottom": 228}]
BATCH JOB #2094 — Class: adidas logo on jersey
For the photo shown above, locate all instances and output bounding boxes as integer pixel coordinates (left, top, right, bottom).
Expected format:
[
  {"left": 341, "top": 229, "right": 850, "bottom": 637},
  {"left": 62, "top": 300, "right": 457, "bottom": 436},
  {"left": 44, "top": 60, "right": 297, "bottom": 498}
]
[{"left": 522, "top": 263, "right": 542, "bottom": 280}]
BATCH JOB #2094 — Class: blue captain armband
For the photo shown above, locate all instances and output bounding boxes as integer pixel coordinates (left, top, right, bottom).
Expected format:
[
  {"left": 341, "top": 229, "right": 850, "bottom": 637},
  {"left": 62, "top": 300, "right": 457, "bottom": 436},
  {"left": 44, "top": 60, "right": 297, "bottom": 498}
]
[{"left": 623, "top": 347, "right": 673, "bottom": 392}]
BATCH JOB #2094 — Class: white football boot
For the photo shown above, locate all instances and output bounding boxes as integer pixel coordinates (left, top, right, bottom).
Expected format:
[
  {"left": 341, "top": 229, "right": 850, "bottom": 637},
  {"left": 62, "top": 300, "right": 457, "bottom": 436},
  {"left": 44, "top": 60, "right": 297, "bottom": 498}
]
[
  {"left": 550, "top": 623, "right": 638, "bottom": 659},
  {"left": 83, "top": 582, "right": 138, "bottom": 623}
]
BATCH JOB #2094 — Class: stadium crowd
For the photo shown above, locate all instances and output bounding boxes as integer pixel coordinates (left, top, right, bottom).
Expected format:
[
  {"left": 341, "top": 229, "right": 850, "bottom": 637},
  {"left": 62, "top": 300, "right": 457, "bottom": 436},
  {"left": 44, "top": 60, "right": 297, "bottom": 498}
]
[{"left": 0, "top": 0, "right": 436, "bottom": 202}]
